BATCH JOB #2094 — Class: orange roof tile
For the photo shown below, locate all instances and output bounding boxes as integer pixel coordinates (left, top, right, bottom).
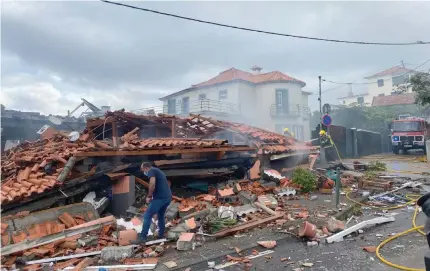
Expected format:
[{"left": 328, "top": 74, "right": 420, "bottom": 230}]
[
  {"left": 365, "top": 66, "right": 412, "bottom": 79},
  {"left": 371, "top": 93, "right": 416, "bottom": 106},
  {"left": 218, "top": 188, "right": 235, "bottom": 197},
  {"left": 192, "top": 68, "right": 305, "bottom": 88}
]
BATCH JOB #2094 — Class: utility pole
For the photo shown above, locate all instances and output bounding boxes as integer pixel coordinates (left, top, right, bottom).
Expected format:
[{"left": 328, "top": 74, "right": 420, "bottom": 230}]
[
  {"left": 318, "top": 76, "right": 327, "bottom": 166},
  {"left": 318, "top": 76, "right": 322, "bottom": 118}
]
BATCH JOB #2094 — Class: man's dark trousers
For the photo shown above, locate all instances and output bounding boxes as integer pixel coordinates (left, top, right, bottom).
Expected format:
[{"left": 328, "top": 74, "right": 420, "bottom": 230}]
[{"left": 140, "top": 197, "right": 171, "bottom": 240}]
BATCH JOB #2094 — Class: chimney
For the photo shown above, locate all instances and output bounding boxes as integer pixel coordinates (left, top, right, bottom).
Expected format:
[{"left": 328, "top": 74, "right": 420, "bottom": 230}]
[{"left": 250, "top": 65, "right": 263, "bottom": 75}]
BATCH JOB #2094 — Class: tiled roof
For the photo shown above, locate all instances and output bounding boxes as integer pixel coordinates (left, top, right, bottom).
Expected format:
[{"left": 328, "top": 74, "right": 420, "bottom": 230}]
[
  {"left": 192, "top": 68, "right": 306, "bottom": 88},
  {"left": 120, "top": 138, "right": 228, "bottom": 150},
  {"left": 371, "top": 93, "right": 416, "bottom": 107},
  {"left": 365, "top": 66, "right": 412, "bottom": 79},
  {"left": 0, "top": 134, "right": 234, "bottom": 205}
]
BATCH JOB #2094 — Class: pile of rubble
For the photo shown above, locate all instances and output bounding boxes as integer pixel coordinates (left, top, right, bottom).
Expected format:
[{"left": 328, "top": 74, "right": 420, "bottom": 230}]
[{"left": 1, "top": 110, "right": 323, "bottom": 270}]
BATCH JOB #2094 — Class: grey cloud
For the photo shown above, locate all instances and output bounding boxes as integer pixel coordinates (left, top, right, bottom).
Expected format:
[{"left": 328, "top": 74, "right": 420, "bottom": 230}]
[{"left": 1, "top": 1, "right": 430, "bottom": 114}]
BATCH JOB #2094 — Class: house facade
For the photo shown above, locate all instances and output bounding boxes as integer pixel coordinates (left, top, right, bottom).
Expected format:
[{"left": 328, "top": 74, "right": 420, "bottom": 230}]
[
  {"left": 338, "top": 93, "right": 372, "bottom": 107},
  {"left": 158, "top": 66, "right": 311, "bottom": 140},
  {"left": 339, "top": 65, "right": 414, "bottom": 107},
  {"left": 365, "top": 66, "right": 414, "bottom": 97}
]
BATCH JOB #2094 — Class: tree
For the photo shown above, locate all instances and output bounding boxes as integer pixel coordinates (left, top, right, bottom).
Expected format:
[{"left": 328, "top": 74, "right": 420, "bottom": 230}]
[{"left": 402, "top": 72, "right": 430, "bottom": 106}]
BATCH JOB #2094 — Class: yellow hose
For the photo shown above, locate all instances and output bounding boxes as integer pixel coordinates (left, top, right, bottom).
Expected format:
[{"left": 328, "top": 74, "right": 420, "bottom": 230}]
[
  {"left": 375, "top": 224, "right": 425, "bottom": 271},
  {"left": 372, "top": 195, "right": 426, "bottom": 270}
]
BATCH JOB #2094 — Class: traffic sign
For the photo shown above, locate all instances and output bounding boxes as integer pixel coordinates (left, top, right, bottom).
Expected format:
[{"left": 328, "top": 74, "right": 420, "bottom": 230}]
[
  {"left": 322, "top": 114, "right": 332, "bottom": 126},
  {"left": 323, "top": 103, "right": 331, "bottom": 115}
]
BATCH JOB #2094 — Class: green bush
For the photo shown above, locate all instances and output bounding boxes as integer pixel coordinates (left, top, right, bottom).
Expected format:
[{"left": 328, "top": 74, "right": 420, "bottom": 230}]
[
  {"left": 292, "top": 168, "right": 317, "bottom": 193},
  {"left": 367, "top": 161, "right": 387, "bottom": 171}
]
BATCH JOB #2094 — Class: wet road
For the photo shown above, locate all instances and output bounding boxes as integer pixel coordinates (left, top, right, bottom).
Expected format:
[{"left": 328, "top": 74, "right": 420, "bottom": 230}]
[
  {"left": 179, "top": 154, "right": 430, "bottom": 271},
  {"left": 182, "top": 209, "right": 428, "bottom": 271}
]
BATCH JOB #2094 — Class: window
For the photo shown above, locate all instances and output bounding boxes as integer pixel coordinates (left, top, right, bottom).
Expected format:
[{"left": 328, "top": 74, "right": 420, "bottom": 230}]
[
  {"left": 377, "top": 79, "right": 384, "bottom": 87},
  {"left": 219, "top": 90, "right": 228, "bottom": 100},
  {"left": 182, "top": 97, "right": 190, "bottom": 114},
  {"left": 392, "top": 75, "right": 406, "bottom": 86},
  {"left": 167, "top": 99, "right": 176, "bottom": 114},
  {"left": 276, "top": 91, "right": 283, "bottom": 106},
  {"left": 199, "top": 93, "right": 207, "bottom": 100},
  {"left": 357, "top": 97, "right": 364, "bottom": 104}
]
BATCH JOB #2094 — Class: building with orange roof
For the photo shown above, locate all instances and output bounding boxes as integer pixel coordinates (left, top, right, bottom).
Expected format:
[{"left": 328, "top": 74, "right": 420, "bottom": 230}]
[{"left": 159, "top": 66, "right": 311, "bottom": 140}]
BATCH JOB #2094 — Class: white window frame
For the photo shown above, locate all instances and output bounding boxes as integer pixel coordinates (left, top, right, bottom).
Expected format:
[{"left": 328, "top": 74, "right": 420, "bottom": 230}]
[
  {"left": 199, "top": 93, "right": 207, "bottom": 100},
  {"left": 219, "top": 90, "right": 228, "bottom": 100}
]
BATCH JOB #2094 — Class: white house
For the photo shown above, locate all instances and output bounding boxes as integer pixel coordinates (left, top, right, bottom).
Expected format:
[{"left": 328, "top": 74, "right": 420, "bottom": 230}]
[
  {"left": 365, "top": 66, "right": 413, "bottom": 97},
  {"left": 338, "top": 65, "right": 414, "bottom": 107},
  {"left": 338, "top": 92, "right": 372, "bottom": 107},
  {"left": 158, "top": 66, "right": 311, "bottom": 140}
]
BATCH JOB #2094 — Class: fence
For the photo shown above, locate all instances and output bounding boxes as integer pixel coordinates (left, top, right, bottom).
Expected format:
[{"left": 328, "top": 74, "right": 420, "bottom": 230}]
[{"left": 312, "top": 124, "right": 383, "bottom": 161}]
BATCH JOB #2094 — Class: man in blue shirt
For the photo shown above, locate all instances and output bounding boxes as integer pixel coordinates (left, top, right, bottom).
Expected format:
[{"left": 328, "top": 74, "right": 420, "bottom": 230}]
[{"left": 131, "top": 162, "right": 172, "bottom": 244}]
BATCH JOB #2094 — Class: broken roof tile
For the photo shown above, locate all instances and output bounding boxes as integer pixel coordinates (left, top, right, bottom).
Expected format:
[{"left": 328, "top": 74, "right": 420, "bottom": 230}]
[{"left": 217, "top": 188, "right": 235, "bottom": 197}]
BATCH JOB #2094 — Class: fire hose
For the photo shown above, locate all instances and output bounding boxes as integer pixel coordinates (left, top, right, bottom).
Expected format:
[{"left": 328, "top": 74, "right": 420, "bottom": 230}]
[{"left": 346, "top": 192, "right": 426, "bottom": 270}]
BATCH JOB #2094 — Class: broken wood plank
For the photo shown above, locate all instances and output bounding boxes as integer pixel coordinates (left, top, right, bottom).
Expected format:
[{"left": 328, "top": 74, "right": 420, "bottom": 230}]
[
  {"left": 214, "top": 214, "right": 283, "bottom": 238},
  {"left": 254, "top": 202, "right": 276, "bottom": 215},
  {"left": 2, "top": 216, "right": 114, "bottom": 256},
  {"left": 26, "top": 251, "right": 101, "bottom": 265},
  {"left": 73, "top": 146, "right": 255, "bottom": 157},
  {"left": 135, "top": 177, "right": 149, "bottom": 188},
  {"left": 57, "top": 157, "right": 77, "bottom": 183}
]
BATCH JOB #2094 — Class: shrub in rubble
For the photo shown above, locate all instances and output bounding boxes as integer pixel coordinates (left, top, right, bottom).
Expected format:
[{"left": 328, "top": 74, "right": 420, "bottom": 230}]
[{"left": 292, "top": 168, "right": 317, "bottom": 194}]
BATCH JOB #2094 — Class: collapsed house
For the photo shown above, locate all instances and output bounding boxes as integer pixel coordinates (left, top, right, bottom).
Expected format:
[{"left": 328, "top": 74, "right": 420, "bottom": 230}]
[{"left": 0, "top": 110, "right": 317, "bottom": 269}]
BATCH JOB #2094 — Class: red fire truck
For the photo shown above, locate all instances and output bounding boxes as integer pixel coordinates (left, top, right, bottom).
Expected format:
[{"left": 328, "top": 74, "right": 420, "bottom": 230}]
[{"left": 391, "top": 116, "right": 430, "bottom": 154}]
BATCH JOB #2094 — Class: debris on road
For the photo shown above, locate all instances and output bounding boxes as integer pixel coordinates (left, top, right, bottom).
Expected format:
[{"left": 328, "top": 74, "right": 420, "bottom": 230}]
[
  {"left": 257, "top": 241, "right": 277, "bottom": 249},
  {"left": 361, "top": 246, "right": 377, "bottom": 252},
  {"left": 6, "top": 109, "right": 425, "bottom": 270}
]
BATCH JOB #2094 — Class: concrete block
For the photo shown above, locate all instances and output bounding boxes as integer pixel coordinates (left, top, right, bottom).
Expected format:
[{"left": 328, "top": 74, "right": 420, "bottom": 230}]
[
  {"left": 258, "top": 194, "right": 278, "bottom": 209},
  {"left": 234, "top": 204, "right": 258, "bottom": 217},
  {"left": 167, "top": 223, "right": 188, "bottom": 240},
  {"left": 101, "top": 245, "right": 135, "bottom": 261},
  {"left": 165, "top": 202, "right": 180, "bottom": 220},
  {"left": 176, "top": 232, "right": 196, "bottom": 251},
  {"left": 238, "top": 191, "right": 257, "bottom": 205},
  {"left": 276, "top": 187, "right": 297, "bottom": 197}
]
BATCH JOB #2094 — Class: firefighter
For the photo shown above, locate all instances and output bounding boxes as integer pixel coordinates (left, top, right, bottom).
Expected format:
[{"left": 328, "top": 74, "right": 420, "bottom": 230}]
[
  {"left": 319, "top": 130, "right": 331, "bottom": 147},
  {"left": 283, "top": 128, "right": 292, "bottom": 137}
]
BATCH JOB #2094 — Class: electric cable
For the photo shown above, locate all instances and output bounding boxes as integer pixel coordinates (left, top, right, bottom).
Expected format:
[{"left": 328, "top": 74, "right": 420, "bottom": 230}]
[{"left": 100, "top": 0, "right": 430, "bottom": 46}]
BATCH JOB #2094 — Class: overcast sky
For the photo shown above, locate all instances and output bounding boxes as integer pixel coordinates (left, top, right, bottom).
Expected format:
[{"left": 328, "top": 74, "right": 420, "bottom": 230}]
[{"left": 2, "top": 1, "right": 430, "bottom": 116}]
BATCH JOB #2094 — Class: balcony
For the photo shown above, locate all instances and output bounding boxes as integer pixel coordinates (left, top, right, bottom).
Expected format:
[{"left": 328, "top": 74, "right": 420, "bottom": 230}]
[
  {"left": 270, "top": 104, "right": 310, "bottom": 119},
  {"left": 132, "top": 99, "right": 241, "bottom": 117}
]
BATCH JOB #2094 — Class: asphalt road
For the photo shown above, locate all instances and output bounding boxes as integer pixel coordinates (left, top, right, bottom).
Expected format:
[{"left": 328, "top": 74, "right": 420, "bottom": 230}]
[
  {"left": 178, "top": 155, "right": 430, "bottom": 271},
  {"left": 181, "top": 205, "right": 428, "bottom": 271}
]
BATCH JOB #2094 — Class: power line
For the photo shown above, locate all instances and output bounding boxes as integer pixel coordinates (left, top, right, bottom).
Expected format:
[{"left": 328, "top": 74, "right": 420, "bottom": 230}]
[
  {"left": 309, "top": 84, "right": 346, "bottom": 95},
  {"left": 100, "top": 0, "right": 430, "bottom": 46}
]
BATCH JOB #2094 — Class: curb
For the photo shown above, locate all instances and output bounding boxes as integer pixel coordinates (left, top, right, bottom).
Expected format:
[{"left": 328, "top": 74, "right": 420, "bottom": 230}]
[{"left": 335, "top": 195, "right": 369, "bottom": 221}]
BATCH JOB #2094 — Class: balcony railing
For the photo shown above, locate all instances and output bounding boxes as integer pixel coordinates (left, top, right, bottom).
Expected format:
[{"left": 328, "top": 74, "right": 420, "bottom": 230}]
[
  {"left": 132, "top": 99, "right": 241, "bottom": 116},
  {"left": 270, "top": 104, "right": 310, "bottom": 118}
]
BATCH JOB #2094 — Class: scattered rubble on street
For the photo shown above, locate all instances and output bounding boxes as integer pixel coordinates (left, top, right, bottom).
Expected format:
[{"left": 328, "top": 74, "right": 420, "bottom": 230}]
[{"left": 2, "top": 109, "right": 428, "bottom": 270}]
